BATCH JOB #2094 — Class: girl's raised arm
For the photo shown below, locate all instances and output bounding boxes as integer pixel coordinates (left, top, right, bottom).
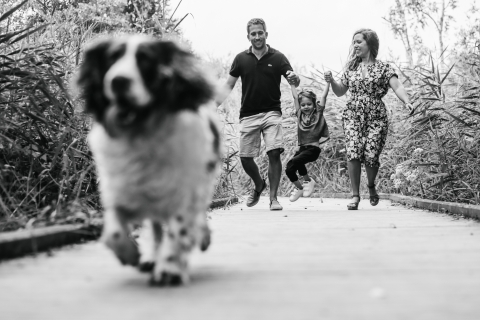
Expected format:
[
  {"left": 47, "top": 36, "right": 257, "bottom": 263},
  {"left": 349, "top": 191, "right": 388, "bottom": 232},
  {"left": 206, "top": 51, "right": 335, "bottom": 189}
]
[
  {"left": 318, "top": 83, "right": 330, "bottom": 107},
  {"left": 290, "top": 84, "right": 301, "bottom": 113}
]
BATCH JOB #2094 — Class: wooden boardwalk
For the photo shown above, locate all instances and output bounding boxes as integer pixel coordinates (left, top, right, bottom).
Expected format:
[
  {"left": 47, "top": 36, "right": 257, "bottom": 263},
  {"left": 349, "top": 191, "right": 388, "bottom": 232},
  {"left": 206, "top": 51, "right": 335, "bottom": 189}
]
[{"left": 1, "top": 197, "right": 480, "bottom": 320}]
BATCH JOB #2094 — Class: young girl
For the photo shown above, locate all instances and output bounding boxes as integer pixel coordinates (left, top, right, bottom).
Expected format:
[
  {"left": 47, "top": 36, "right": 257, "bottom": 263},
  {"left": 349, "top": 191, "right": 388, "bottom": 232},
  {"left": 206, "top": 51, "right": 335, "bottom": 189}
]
[{"left": 286, "top": 86, "right": 329, "bottom": 202}]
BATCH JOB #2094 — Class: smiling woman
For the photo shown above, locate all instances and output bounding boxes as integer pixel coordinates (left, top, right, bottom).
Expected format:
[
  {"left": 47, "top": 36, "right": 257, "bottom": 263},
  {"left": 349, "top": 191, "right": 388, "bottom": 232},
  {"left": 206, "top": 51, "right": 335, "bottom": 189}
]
[{"left": 325, "top": 28, "right": 413, "bottom": 211}]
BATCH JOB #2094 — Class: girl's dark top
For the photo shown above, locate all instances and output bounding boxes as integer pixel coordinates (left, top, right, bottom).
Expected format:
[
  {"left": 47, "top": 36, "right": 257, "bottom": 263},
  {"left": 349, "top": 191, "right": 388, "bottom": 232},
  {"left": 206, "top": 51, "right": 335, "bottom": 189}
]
[
  {"left": 297, "top": 102, "right": 329, "bottom": 146},
  {"left": 229, "top": 46, "right": 293, "bottom": 119}
]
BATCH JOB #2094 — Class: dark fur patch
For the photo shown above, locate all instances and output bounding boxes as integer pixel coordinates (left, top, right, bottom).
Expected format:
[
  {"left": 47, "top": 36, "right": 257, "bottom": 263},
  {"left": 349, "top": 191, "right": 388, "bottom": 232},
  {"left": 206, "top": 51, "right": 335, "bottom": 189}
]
[
  {"left": 209, "top": 119, "right": 220, "bottom": 156},
  {"left": 78, "top": 38, "right": 215, "bottom": 138},
  {"left": 137, "top": 41, "right": 215, "bottom": 113},
  {"left": 77, "top": 40, "right": 124, "bottom": 123},
  {"left": 150, "top": 272, "right": 182, "bottom": 286},
  {"left": 207, "top": 161, "right": 216, "bottom": 172},
  {"left": 115, "top": 205, "right": 137, "bottom": 220},
  {"left": 166, "top": 256, "right": 177, "bottom": 262}
]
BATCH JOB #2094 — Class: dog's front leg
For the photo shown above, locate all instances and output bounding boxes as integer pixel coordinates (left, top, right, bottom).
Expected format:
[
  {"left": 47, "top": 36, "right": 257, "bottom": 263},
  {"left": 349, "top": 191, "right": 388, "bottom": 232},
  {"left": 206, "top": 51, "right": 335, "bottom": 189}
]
[
  {"left": 150, "top": 215, "right": 197, "bottom": 286},
  {"left": 137, "top": 219, "right": 162, "bottom": 272},
  {"left": 102, "top": 208, "right": 140, "bottom": 266}
]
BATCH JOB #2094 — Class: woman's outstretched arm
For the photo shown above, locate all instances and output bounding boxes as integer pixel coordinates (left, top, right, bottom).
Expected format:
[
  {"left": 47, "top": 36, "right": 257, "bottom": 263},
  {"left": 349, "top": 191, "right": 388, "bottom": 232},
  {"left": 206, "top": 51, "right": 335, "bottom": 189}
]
[
  {"left": 389, "top": 76, "right": 414, "bottom": 113},
  {"left": 325, "top": 71, "right": 348, "bottom": 97}
]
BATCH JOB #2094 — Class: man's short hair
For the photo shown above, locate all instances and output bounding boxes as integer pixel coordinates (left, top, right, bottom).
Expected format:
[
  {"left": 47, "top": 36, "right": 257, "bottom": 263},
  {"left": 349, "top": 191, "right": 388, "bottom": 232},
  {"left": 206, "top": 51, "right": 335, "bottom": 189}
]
[{"left": 247, "top": 18, "right": 266, "bottom": 33}]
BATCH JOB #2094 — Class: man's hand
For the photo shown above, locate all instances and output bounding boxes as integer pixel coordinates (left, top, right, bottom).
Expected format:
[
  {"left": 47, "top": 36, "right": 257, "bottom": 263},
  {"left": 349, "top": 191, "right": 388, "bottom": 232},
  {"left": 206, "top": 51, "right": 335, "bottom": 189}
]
[
  {"left": 215, "top": 76, "right": 238, "bottom": 107},
  {"left": 286, "top": 70, "right": 300, "bottom": 87},
  {"left": 324, "top": 71, "right": 333, "bottom": 83}
]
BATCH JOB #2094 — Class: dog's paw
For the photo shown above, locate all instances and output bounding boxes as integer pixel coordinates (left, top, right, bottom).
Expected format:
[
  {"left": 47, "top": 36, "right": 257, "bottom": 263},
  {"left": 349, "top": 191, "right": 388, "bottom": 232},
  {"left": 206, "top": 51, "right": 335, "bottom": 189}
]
[
  {"left": 149, "top": 271, "right": 183, "bottom": 287},
  {"left": 103, "top": 230, "right": 140, "bottom": 266},
  {"left": 200, "top": 229, "right": 211, "bottom": 251},
  {"left": 138, "top": 261, "right": 155, "bottom": 273}
]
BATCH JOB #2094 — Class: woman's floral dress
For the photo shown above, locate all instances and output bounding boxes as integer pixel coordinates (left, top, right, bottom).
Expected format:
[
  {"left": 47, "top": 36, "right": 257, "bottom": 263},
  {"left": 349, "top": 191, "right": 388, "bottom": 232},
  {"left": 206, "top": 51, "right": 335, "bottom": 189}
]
[{"left": 340, "top": 60, "right": 397, "bottom": 167}]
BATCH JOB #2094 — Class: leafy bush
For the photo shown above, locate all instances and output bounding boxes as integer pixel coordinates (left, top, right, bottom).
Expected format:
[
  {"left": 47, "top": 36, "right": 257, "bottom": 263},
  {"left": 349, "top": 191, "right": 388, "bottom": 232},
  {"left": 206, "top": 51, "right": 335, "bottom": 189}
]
[
  {"left": 0, "top": 1, "right": 99, "bottom": 230},
  {"left": 0, "top": 0, "right": 237, "bottom": 232},
  {"left": 385, "top": 52, "right": 480, "bottom": 204}
]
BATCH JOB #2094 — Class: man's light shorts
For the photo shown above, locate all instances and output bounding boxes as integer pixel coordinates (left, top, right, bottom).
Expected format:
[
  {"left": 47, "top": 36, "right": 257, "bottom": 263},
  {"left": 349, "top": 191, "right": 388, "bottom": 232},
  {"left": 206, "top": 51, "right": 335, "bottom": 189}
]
[{"left": 239, "top": 111, "right": 284, "bottom": 157}]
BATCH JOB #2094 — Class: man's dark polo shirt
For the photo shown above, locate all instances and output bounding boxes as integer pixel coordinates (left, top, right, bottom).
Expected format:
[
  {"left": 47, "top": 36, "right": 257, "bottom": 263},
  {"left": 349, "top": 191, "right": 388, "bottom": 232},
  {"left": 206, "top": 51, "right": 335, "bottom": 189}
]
[{"left": 229, "top": 46, "right": 293, "bottom": 119}]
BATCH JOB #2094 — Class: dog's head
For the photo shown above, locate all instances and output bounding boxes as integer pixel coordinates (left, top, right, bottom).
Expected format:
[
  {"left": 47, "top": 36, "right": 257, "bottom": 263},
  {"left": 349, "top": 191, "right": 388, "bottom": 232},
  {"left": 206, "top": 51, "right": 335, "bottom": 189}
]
[{"left": 77, "top": 36, "right": 214, "bottom": 136}]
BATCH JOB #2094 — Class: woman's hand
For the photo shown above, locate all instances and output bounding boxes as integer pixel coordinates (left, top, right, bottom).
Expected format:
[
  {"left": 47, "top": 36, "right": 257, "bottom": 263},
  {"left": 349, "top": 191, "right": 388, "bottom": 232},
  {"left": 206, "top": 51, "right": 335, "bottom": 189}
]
[
  {"left": 326, "top": 71, "right": 348, "bottom": 97},
  {"left": 405, "top": 102, "right": 414, "bottom": 115},
  {"left": 324, "top": 71, "right": 333, "bottom": 83},
  {"left": 389, "top": 77, "right": 414, "bottom": 114}
]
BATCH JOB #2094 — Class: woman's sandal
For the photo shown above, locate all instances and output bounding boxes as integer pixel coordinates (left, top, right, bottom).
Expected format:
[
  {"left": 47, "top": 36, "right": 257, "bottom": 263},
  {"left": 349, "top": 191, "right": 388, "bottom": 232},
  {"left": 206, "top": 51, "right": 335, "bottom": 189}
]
[
  {"left": 347, "top": 195, "right": 360, "bottom": 210},
  {"left": 367, "top": 184, "right": 380, "bottom": 206}
]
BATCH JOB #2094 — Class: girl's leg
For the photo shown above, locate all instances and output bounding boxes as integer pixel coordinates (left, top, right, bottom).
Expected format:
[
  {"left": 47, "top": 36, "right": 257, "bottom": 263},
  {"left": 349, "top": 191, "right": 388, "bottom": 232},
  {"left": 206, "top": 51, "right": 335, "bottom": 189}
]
[
  {"left": 285, "top": 154, "right": 303, "bottom": 190},
  {"left": 286, "top": 155, "right": 305, "bottom": 202},
  {"left": 296, "top": 148, "right": 320, "bottom": 197},
  {"left": 297, "top": 163, "right": 309, "bottom": 181},
  {"left": 293, "top": 180, "right": 303, "bottom": 190},
  {"left": 302, "top": 173, "right": 311, "bottom": 182}
]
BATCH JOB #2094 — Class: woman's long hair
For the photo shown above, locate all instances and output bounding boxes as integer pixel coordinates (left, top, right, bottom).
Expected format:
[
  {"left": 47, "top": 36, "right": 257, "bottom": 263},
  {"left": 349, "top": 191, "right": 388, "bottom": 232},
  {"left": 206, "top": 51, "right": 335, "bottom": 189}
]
[{"left": 344, "top": 28, "right": 379, "bottom": 71}]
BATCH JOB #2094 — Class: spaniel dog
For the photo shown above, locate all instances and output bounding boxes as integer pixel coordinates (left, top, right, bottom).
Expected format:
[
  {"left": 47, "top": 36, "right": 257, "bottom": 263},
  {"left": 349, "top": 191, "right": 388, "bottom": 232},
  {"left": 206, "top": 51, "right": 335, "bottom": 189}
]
[{"left": 77, "top": 35, "right": 221, "bottom": 286}]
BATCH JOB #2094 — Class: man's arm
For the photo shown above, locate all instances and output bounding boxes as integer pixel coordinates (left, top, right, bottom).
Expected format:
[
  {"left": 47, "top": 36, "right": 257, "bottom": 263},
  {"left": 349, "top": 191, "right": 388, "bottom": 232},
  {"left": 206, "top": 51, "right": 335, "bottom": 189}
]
[
  {"left": 215, "top": 75, "right": 238, "bottom": 107},
  {"left": 285, "top": 70, "right": 300, "bottom": 88}
]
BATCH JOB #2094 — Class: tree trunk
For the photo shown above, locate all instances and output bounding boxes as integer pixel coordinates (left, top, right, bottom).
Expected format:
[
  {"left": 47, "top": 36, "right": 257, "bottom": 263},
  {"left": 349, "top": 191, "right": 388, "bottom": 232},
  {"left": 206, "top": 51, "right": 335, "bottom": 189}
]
[{"left": 396, "top": 0, "right": 414, "bottom": 67}]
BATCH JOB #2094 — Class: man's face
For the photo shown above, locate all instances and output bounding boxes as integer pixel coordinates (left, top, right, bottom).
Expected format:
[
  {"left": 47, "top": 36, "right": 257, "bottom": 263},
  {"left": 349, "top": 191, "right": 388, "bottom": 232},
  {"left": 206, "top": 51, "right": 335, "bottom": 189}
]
[{"left": 247, "top": 24, "right": 268, "bottom": 51}]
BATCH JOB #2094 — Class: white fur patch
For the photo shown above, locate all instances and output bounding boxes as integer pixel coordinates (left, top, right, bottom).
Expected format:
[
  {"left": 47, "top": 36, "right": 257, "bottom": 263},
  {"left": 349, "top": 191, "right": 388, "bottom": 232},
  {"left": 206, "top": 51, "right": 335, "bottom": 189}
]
[{"left": 89, "top": 105, "right": 219, "bottom": 221}]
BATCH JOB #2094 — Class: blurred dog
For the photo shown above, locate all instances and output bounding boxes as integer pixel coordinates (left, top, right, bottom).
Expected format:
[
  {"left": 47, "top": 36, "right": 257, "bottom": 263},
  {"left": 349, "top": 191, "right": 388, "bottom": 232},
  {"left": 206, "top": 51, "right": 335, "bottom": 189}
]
[{"left": 77, "top": 35, "right": 221, "bottom": 286}]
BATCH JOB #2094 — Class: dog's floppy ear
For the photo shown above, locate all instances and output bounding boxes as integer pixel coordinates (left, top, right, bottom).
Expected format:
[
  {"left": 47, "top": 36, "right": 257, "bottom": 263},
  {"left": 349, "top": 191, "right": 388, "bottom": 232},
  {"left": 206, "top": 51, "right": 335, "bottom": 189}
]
[
  {"left": 151, "top": 41, "right": 215, "bottom": 111},
  {"left": 77, "top": 40, "right": 113, "bottom": 122}
]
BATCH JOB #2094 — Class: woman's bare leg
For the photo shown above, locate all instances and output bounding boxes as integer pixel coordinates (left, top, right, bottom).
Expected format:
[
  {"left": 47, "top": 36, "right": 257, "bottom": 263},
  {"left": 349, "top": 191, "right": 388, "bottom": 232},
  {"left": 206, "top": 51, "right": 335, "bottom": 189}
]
[{"left": 347, "top": 159, "right": 362, "bottom": 196}]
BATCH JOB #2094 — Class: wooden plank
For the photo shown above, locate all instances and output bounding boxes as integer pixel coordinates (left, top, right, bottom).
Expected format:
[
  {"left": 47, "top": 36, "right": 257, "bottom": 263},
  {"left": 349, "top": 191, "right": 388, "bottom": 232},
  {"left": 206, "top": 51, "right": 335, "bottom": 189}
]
[{"left": 0, "top": 197, "right": 479, "bottom": 320}]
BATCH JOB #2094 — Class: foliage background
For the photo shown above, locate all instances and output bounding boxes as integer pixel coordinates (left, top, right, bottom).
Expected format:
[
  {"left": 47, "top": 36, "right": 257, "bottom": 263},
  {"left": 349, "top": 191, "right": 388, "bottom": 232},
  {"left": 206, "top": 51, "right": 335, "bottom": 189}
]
[
  {"left": 0, "top": 0, "right": 236, "bottom": 232},
  {"left": 0, "top": 0, "right": 478, "bottom": 232},
  {"left": 212, "top": 0, "right": 480, "bottom": 204}
]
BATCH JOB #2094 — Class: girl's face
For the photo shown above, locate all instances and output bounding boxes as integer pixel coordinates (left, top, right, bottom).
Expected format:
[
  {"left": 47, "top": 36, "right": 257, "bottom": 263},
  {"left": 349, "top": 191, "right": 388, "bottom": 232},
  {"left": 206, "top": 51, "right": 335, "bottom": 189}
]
[
  {"left": 353, "top": 33, "right": 370, "bottom": 59},
  {"left": 300, "top": 96, "right": 314, "bottom": 113}
]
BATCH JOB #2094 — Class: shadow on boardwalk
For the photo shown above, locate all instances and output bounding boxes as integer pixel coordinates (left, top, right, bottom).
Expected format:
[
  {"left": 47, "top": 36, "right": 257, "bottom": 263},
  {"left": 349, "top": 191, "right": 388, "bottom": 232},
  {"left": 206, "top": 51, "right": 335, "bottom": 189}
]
[{"left": 1, "top": 197, "right": 479, "bottom": 320}]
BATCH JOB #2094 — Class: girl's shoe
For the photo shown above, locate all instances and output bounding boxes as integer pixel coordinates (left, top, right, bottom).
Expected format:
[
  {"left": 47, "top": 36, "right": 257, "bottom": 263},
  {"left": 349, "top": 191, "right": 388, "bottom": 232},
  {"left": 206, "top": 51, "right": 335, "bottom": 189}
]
[
  {"left": 289, "top": 188, "right": 304, "bottom": 202},
  {"left": 367, "top": 184, "right": 380, "bottom": 206},
  {"left": 302, "top": 179, "right": 316, "bottom": 197},
  {"left": 347, "top": 195, "right": 360, "bottom": 210}
]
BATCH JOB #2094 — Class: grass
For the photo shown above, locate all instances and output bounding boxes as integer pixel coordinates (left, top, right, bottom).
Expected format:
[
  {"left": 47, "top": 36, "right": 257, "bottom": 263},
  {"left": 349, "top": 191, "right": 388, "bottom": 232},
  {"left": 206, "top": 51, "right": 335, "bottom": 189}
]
[{"left": 0, "top": 0, "right": 238, "bottom": 232}]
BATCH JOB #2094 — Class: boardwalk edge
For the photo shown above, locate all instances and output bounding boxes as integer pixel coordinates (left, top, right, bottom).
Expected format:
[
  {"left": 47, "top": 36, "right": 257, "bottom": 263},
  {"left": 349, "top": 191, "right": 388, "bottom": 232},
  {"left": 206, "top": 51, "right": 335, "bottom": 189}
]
[
  {"left": 0, "top": 197, "right": 238, "bottom": 261},
  {"left": 312, "top": 192, "right": 480, "bottom": 220}
]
